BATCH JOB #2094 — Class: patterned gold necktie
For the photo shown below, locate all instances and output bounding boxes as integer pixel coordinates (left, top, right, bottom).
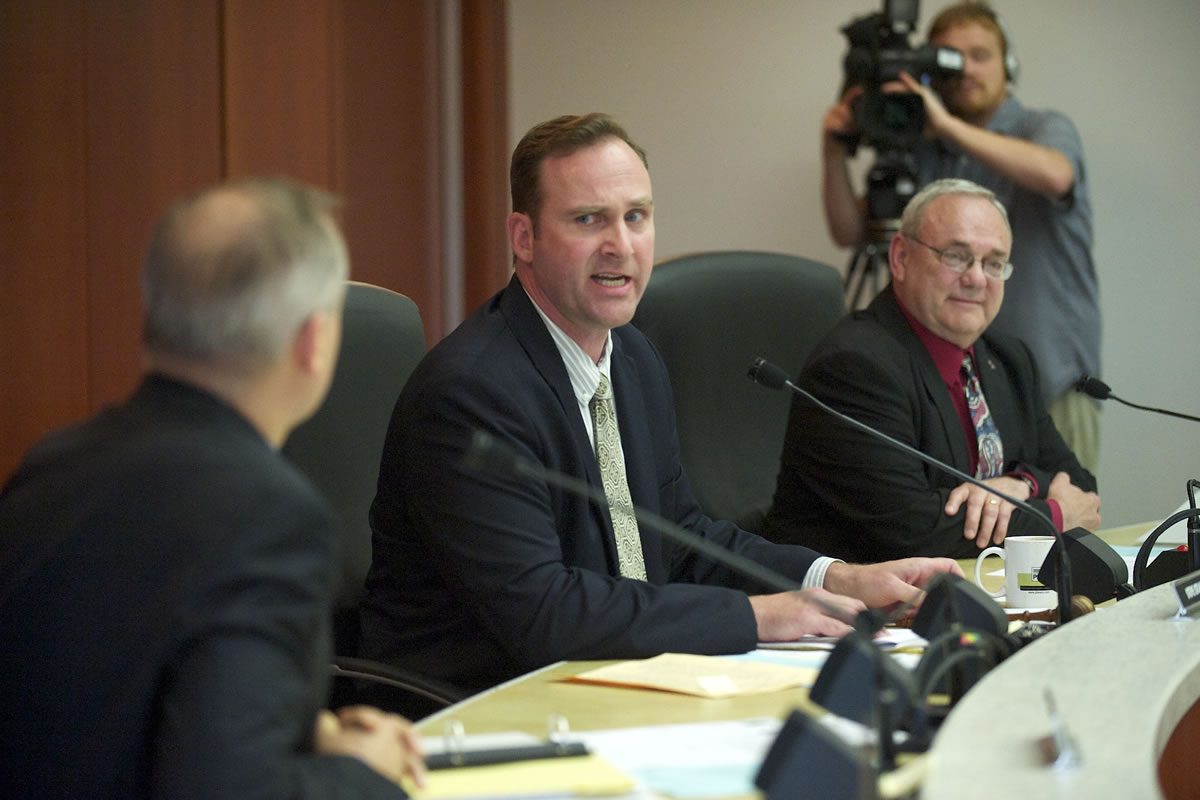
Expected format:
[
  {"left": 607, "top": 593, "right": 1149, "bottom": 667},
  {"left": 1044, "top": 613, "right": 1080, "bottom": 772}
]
[{"left": 589, "top": 374, "right": 647, "bottom": 580}]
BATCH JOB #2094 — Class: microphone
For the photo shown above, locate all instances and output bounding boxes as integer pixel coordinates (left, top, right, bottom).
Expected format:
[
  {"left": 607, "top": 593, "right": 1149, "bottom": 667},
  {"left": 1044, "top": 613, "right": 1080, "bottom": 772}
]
[
  {"left": 1076, "top": 375, "right": 1200, "bottom": 583},
  {"left": 1074, "top": 375, "right": 1111, "bottom": 400},
  {"left": 466, "top": 429, "right": 920, "bottom": 625},
  {"left": 465, "top": 427, "right": 925, "bottom": 773},
  {"left": 747, "top": 357, "right": 1080, "bottom": 623},
  {"left": 1076, "top": 375, "right": 1200, "bottom": 423}
]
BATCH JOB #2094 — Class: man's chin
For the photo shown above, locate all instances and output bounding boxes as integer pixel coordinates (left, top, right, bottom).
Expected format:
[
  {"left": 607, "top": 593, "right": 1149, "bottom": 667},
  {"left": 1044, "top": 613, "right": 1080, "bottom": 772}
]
[
  {"left": 950, "top": 93, "right": 1005, "bottom": 123},
  {"left": 948, "top": 97, "right": 982, "bottom": 117},
  {"left": 586, "top": 301, "right": 639, "bottom": 332},
  {"left": 604, "top": 293, "right": 643, "bottom": 322}
]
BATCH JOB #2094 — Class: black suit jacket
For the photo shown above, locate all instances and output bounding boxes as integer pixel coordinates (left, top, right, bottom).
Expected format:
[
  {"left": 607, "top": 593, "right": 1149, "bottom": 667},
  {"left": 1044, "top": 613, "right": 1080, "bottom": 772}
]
[
  {"left": 360, "top": 276, "right": 821, "bottom": 693},
  {"left": 0, "top": 376, "right": 402, "bottom": 799},
  {"left": 764, "top": 287, "right": 1095, "bottom": 562}
]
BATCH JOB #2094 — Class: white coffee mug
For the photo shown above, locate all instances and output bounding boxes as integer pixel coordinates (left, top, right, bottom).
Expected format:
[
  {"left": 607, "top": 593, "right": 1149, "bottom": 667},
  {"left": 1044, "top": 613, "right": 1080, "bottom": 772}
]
[{"left": 973, "top": 535, "right": 1058, "bottom": 609}]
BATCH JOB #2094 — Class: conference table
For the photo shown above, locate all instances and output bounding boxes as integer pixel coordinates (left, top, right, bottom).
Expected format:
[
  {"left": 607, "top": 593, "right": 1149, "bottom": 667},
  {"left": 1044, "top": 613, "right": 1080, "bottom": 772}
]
[
  {"left": 414, "top": 522, "right": 1200, "bottom": 799},
  {"left": 415, "top": 660, "right": 817, "bottom": 800}
]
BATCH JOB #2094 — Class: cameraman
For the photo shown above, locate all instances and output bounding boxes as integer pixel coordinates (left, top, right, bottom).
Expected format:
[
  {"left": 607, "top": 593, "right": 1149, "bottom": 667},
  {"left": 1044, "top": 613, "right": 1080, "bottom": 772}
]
[{"left": 822, "top": 1, "right": 1101, "bottom": 471}]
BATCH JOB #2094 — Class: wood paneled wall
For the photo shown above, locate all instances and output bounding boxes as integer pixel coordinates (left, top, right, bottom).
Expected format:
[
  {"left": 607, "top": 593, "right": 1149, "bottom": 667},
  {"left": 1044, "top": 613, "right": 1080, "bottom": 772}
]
[
  {"left": 2, "top": 1, "right": 93, "bottom": 483},
  {"left": 461, "top": 0, "right": 512, "bottom": 316},
  {"left": 0, "top": 0, "right": 509, "bottom": 483}
]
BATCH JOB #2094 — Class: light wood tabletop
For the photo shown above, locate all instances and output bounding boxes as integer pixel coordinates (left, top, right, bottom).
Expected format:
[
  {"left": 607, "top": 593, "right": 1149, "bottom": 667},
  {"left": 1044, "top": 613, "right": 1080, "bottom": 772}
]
[
  {"left": 415, "top": 659, "right": 821, "bottom": 738},
  {"left": 412, "top": 521, "right": 1164, "bottom": 798}
]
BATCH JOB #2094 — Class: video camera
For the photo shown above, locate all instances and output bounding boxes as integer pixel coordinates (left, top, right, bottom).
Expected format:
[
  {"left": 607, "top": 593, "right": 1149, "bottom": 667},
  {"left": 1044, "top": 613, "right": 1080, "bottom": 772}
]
[
  {"left": 836, "top": 1, "right": 965, "bottom": 305},
  {"left": 839, "top": 0, "right": 963, "bottom": 154}
]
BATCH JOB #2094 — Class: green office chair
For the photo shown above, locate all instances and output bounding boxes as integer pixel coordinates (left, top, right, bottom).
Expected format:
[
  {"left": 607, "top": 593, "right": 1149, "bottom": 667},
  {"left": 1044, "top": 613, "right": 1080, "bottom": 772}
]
[
  {"left": 632, "top": 251, "right": 845, "bottom": 532},
  {"left": 283, "top": 281, "right": 465, "bottom": 718}
]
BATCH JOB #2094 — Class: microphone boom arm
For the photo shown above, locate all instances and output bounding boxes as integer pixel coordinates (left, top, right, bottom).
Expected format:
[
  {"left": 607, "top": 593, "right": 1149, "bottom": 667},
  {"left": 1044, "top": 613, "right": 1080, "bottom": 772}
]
[
  {"left": 466, "top": 430, "right": 803, "bottom": 595},
  {"left": 1109, "top": 395, "right": 1200, "bottom": 423},
  {"left": 465, "top": 429, "right": 926, "bottom": 632},
  {"left": 1076, "top": 374, "right": 1200, "bottom": 423}
]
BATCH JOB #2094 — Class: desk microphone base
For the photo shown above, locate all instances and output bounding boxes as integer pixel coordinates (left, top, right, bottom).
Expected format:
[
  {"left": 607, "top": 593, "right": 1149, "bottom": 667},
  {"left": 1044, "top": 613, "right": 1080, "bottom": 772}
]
[{"left": 756, "top": 710, "right": 878, "bottom": 800}]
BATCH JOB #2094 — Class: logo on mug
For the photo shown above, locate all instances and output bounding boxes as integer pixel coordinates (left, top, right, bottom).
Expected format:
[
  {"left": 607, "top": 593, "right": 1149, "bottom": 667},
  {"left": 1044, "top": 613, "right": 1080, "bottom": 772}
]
[{"left": 1018, "top": 567, "right": 1048, "bottom": 592}]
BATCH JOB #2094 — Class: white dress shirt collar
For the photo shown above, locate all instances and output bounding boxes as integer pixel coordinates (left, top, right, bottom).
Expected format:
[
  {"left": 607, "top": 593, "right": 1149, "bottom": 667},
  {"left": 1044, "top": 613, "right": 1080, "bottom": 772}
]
[{"left": 526, "top": 290, "right": 614, "bottom": 450}]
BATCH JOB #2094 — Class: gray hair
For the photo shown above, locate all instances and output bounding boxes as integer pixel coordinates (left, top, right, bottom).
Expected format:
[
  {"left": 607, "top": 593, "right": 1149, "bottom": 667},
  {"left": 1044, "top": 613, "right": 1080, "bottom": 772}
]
[
  {"left": 899, "top": 178, "right": 1011, "bottom": 239},
  {"left": 141, "top": 177, "right": 348, "bottom": 372}
]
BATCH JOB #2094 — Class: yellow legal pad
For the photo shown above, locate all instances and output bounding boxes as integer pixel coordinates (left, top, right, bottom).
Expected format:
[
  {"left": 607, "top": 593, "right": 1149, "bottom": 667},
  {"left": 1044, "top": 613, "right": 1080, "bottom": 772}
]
[
  {"left": 405, "top": 754, "right": 635, "bottom": 798},
  {"left": 565, "top": 652, "right": 818, "bottom": 698}
]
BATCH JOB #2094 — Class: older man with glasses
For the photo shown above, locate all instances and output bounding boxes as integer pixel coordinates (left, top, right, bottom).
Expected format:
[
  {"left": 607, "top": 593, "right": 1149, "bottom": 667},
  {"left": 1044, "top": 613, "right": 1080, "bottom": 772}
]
[{"left": 764, "top": 178, "right": 1100, "bottom": 562}]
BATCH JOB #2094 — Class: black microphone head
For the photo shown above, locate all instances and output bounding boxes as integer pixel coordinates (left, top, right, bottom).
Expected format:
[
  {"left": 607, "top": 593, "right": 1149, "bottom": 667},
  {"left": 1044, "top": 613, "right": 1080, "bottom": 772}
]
[
  {"left": 853, "top": 607, "right": 889, "bottom": 636},
  {"left": 911, "top": 573, "right": 1008, "bottom": 640},
  {"left": 747, "top": 358, "right": 792, "bottom": 391},
  {"left": 1075, "top": 375, "right": 1111, "bottom": 400},
  {"left": 1038, "top": 527, "right": 1128, "bottom": 602}
]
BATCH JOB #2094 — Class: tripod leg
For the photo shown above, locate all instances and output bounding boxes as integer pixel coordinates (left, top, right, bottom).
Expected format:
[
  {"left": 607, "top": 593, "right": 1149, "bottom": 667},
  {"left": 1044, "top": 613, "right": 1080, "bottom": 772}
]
[{"left": 844, "top": 246, "right": 869, "bottom": 310}]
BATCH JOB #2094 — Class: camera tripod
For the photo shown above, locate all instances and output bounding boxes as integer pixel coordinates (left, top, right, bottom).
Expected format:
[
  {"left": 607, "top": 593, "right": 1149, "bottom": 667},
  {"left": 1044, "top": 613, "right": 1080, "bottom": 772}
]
[{"left": 843, "top": 218, "right": 899, "bottom": 309}]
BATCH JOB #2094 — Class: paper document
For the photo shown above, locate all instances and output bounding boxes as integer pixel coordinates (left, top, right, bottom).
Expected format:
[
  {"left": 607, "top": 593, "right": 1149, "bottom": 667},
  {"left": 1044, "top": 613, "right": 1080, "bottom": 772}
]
[
  {"left": 577, "top": 717, "right": 782, "bottom": 799},
  {"left": 1136, "top": 500, "right": 1193, "bottom": 545},
  {"left": 565, "top": 652, "right": 815, "bottom": 698},
  {"left": 758, "top": 626, "right": 927, "bottom": 651},
  {"left": 721, "top": 648, "right": 830, "bottom": 678},
  {"left": 575, "top": 714, "right": 919, "bottom": 798}
]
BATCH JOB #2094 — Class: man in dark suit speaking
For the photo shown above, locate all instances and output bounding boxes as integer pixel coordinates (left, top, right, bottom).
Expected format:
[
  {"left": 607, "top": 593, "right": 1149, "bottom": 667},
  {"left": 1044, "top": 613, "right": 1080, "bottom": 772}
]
[
  {"left": 360, "top": 113, "right": 960, "bottom": 695},
  {"left": 764, "top": 178, "right": 1100, "bottom": 563},
  {"left": 0, "top": 179, "right": 423, "bottom": 798}
]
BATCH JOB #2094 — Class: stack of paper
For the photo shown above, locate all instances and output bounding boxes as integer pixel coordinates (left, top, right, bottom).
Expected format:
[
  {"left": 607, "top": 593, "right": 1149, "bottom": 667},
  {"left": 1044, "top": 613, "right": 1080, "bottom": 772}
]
[{"left": 564, "top": 652, "right": 817, "bottom": 698}]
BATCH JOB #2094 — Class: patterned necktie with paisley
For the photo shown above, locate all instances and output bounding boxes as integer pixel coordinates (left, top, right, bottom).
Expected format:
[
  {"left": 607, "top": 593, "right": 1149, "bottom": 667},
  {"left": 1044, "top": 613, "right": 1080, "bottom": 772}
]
[
  {"left": 589, "top": 374, "right": 647, "bottom": 580},
  {"left": 961, "top": 354, "right": 1004, "bottom": 479}
]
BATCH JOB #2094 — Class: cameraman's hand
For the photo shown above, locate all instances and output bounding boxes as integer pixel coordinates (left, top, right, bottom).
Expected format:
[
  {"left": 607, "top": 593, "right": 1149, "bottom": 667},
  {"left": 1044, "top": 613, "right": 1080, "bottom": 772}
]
[
  {"left": 897, "top": 72, "right": 953, "bottom": 137},
  {"left": 823, "top": 84, "right": 864, "bottom": 155}
]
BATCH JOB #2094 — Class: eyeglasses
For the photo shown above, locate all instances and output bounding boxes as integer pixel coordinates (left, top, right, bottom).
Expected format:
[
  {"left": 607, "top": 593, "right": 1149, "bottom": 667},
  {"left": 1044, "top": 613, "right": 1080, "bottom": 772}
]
[{"left": 906, "top": 235, "right": 1013, "bottom": 281}]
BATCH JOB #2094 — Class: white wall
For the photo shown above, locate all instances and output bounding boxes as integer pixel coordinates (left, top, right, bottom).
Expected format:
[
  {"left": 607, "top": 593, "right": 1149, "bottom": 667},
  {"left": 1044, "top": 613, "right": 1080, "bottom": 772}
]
[{"left": 508, "top": 0, "right": 1200, "bottom": 527}]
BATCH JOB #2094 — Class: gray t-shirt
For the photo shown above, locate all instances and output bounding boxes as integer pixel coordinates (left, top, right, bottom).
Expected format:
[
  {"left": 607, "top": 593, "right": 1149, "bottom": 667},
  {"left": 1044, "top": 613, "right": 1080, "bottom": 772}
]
[{"left": 914, "top": 95, "right": 1101, "bottom": 401}]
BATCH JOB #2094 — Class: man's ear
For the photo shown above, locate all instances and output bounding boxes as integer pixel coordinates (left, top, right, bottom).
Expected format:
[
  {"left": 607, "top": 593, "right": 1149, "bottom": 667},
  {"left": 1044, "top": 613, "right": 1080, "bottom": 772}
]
[
  {"left": 507, "top": 212, "right": 534, "bottom": 264},
  {"left": 888, "top": 233, "right": 909, "bottom": 284},
  {"left": 292, "top": 310, "right": 337, "bottom": 376}
]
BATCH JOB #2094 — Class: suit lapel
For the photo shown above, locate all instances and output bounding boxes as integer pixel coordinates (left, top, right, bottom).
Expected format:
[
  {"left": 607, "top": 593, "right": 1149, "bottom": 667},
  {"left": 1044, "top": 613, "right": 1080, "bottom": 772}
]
[
  {"left": 498, "top": 278, "right": 617, "bottom": 567},
  {"left": 873, "top": 289, "right": 973, "bottom": 475},
  {"left": 499, "top": 277, "right": 597, "bottom": 471},
  {"left": 609, "top": 329, "right": 665, "bottom": 583}
]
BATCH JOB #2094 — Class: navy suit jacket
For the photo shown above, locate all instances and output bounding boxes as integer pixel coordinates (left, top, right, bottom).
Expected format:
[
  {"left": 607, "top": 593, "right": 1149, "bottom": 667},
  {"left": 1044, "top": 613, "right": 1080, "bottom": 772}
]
[
  {"left": 764, "top": 286, "right": 1095, "bottom": 562},
  {"left": 0, "top": 376, "right": 402, "bottom": 799},
  {"left": 361, "top": 276, "right": 821, "bottom": 693}
]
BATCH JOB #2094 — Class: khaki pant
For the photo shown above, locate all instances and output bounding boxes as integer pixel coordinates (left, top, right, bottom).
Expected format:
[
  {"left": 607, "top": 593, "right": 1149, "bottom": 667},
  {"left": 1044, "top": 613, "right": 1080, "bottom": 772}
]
[{"left": 1048, "top": 389, "right": 1101, "bottom": 474}]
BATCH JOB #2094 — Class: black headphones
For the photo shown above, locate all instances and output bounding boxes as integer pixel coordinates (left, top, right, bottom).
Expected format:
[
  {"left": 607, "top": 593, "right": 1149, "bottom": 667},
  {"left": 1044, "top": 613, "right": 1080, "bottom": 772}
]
[
  {"left": 938, "top": 2, "right": 1020, "bottom": 84},
  {"left": 988, "top": 6, "right": 1021, "bottom": 84}
]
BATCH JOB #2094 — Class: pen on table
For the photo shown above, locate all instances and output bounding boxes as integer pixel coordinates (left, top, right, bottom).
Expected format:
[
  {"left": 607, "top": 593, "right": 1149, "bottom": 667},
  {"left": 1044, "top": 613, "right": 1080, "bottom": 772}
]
[{"left": 887, "top": 646, "right": 927, "bottom": 656}]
